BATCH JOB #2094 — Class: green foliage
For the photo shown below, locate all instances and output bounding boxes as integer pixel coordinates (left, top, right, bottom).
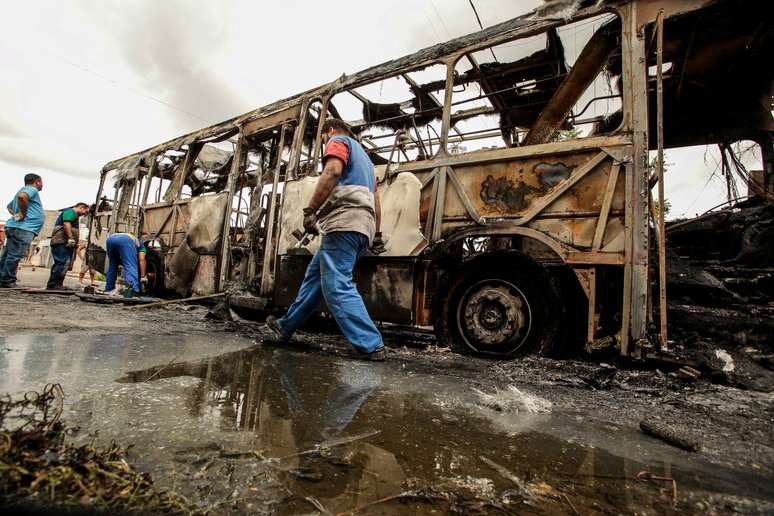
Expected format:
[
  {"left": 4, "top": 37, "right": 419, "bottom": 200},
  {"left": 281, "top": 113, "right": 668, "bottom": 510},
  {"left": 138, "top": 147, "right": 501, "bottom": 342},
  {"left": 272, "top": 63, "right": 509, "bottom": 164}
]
[
  {"left": 648, "top": 156, "right": 673, "bottom": 215},
  {"left": 448, "top": 142, "right": 466, "bottom": 155},
  {"left": 554, "top": 128, "right": 582, "bottom": 141},
  {"left": 652, "top": 198, "right": 672, "bottom": 215}
]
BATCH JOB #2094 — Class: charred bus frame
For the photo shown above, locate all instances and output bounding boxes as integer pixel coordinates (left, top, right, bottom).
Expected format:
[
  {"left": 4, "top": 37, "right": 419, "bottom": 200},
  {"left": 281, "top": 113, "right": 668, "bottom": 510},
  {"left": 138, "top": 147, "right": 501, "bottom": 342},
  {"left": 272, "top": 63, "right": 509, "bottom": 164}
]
[{"left": 87, "top": 0, "right": 774, "bottom": 358}]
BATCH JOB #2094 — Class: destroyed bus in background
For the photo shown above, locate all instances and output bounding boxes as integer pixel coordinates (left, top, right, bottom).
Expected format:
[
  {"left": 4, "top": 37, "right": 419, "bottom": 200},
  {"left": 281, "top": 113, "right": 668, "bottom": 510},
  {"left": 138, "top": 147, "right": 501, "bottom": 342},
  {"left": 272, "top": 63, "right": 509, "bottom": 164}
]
[{"left": 87, "top": 0, "right": 773, "bottom": 359}]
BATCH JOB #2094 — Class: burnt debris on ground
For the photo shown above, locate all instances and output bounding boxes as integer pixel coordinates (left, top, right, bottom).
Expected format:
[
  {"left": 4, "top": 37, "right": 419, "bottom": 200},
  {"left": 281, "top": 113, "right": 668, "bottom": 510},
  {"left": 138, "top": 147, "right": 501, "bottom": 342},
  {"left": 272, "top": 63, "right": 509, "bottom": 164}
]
[
  {"left": 0, "top": 384, "right": 202, "bottom": 515},
  {"left": 1, "top": 288, "right": 773, "bottom": 514},
  {"left": 663, "top": 199, "right": 774, "bottom": 392}
]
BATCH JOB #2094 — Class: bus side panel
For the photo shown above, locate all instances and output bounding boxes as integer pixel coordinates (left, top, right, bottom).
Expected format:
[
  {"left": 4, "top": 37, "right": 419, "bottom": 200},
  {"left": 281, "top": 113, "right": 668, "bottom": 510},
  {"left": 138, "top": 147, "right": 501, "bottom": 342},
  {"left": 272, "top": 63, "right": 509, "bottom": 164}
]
[{"left": 274, "top": 255, "right": 415, "bottom": 325}]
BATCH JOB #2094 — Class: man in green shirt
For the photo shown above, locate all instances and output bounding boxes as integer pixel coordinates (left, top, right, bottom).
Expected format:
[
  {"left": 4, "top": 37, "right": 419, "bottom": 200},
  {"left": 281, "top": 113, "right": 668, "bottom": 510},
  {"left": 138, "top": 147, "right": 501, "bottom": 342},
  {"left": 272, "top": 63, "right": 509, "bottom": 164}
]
[{"left": 46, "top": 203, "right": 90, "bottom": 289}]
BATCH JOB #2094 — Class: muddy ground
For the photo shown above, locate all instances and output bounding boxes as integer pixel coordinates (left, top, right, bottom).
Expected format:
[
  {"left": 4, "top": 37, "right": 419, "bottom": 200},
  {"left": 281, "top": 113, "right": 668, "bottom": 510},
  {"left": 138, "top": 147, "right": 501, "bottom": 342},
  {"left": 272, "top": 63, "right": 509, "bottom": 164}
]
[{"left": 1, "top": 267, "right": 773, "bottom": 514}]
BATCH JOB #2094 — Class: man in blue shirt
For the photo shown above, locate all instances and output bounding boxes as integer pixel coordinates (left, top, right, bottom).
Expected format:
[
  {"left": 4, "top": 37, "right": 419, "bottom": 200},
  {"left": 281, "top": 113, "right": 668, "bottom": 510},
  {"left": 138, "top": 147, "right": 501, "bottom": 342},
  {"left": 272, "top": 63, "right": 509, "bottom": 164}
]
[
  {"left": 266, "top": 119, "right": 387, "bottom": 361},
  {"left": 0, "top": 174, "right": 44, "bottom": 288},
  {"left": 46, "top": 202, "right": 90, "bottom": 290}
]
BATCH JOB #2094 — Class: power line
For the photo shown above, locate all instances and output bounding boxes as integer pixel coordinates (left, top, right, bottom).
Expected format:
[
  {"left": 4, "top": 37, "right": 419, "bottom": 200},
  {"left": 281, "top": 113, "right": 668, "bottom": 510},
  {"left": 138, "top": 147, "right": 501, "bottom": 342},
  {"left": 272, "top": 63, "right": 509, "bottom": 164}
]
[
  {"left": 428, "top": 0, "right": 452, "bottom": 38},
  {"left": 467, "top": 0, "right": 498, "bottom": 61},
  {"left": 468, "top": 0, "right": 486, "bottom": 29},
  {"left": 423, "top": 8, "right": 444, "bottom": 42},
  {"left": 38, "top": 47, "right": 213, "bottom": 125}
]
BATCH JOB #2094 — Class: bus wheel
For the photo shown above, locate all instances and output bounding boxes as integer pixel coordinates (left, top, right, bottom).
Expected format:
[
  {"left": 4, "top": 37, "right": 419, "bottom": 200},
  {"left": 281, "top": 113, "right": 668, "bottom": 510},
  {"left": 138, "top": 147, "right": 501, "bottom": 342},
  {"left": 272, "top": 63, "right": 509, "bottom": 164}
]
[
  {"left": 144, "top": 250, "right": 166, "bottom": 296},
  {"left": 435, "top": 254, "right": 563, "bottom": 357}
]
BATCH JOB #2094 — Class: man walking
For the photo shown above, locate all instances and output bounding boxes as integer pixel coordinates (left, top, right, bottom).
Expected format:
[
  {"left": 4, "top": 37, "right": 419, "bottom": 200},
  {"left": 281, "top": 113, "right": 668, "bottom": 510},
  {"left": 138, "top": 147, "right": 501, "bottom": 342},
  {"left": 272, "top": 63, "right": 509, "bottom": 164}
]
[
  {"left": 0, "top": 174, "right": 44, "bottom": 288},
  {"left": 105, "top": 233, "right": 147, "bottom": 297},
  {"left": 46, "top": 203, "right": 90, "bottom": 289},
  {"left": 266, "top": 119, "right": 387, "bottom": 360}
]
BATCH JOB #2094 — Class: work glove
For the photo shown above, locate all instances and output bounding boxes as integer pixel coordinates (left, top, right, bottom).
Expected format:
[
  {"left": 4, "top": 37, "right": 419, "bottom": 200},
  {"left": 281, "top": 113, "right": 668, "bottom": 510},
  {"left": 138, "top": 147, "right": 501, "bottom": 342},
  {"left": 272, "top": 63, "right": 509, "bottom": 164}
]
[
  {"left": 140, "top": 276, "right": 148, "bottom": 293},
  {"left": 12, "top": 213, "right": 24, "bottom": 222},
  {"left": 302, "top": 207, "right": 319, "bottom": 236},
  {"left": 66, "top": 238, "right": 76, "bottom": 248},
  {"left": 371, "top": 232, "right": 387, "bottom": 255}
]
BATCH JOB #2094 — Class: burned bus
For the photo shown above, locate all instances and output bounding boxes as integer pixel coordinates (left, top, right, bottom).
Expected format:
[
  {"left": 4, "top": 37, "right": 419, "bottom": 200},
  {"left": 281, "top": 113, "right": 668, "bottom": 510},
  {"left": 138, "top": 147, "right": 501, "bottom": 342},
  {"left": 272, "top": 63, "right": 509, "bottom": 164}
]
[{"left": 87, "top": 0, "right": 773, "bottom": 358}]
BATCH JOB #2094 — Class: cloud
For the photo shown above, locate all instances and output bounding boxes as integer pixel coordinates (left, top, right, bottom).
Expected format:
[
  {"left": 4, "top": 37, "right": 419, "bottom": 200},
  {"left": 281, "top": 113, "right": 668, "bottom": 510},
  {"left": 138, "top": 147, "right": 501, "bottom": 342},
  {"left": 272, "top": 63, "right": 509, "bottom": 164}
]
[
  {"left": 85, "top": 0, "right": 250, "bottom": 128},
  {"left": 0, "top": 134, "right": 94, "bottom": 178},
  {"left": 0, "top": 115, "right": 23, "bottom": 139}
]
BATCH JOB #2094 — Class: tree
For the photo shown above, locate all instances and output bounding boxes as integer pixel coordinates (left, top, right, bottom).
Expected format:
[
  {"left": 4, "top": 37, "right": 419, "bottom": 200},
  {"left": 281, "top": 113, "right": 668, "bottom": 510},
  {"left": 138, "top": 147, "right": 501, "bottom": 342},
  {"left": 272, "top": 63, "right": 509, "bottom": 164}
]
[{"left": 648, "top": 156, "right": 672, "bottom": 215}]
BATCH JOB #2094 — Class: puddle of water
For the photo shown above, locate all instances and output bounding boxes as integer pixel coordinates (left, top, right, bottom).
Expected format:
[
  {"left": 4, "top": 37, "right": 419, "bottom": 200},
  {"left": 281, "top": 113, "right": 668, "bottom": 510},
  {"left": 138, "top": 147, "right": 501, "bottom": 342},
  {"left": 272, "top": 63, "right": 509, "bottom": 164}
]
[{"left": 2, "top": 333, "right": 772, "bottom": 513}]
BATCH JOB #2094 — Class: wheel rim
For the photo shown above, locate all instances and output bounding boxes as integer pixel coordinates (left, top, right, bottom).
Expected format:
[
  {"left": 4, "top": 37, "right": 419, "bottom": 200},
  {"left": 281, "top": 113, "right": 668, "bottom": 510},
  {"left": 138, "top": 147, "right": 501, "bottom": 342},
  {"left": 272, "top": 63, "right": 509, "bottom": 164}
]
[{"left": 456, "top": 279, "right": 532, "bottom": 354}]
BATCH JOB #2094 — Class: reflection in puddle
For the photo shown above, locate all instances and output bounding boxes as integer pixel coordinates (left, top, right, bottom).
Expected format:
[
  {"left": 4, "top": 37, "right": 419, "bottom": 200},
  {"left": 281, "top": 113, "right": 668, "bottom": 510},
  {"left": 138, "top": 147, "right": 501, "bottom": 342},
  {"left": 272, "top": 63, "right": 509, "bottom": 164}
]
[{"left": 118, "top": 344, "right": 773, "bottom": 514}]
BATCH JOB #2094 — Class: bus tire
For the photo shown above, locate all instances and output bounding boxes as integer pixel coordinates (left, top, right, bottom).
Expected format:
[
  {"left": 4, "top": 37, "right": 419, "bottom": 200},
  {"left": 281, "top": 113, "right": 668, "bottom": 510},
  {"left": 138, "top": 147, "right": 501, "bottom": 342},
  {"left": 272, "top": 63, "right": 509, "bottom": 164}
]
[
  {"left": 144, "top": 249, "right": 166, "bottom": 296},
  {"left": 434, "top": 252, "right": 564, "bottom": 358}
]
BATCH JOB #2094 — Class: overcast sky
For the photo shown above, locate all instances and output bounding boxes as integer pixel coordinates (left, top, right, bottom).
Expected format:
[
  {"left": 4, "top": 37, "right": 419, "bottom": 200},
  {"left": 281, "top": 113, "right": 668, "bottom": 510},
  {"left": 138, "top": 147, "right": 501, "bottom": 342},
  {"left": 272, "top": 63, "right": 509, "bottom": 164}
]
[{"left": 0, "top": 0, "right": 749, "bottom": 223}]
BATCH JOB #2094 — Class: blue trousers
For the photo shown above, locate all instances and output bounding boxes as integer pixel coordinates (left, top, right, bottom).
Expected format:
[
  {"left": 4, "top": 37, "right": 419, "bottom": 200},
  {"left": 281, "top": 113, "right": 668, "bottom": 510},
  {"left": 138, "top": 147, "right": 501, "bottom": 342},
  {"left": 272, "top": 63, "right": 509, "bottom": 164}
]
[
  {"left": 277, "top": 232, "right": 383, "bottom": 353},
  {"left": 46, "top": 244, "right": 73, "bottom": 289},
  {"left": 274, "top": 350, "right": 382, "bottom": 448},
  {"left": 105, "top": 234, "right": 140, "bottom": 293},
  {"left": 0, "top": 227, "right": 34, "bottom": 286}
]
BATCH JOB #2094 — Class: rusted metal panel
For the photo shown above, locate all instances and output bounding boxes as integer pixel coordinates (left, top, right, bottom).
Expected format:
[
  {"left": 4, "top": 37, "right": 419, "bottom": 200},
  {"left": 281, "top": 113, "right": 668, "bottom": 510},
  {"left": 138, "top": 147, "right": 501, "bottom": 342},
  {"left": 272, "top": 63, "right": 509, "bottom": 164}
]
[
  {"left": 395, "top": 135, "right": 630, "bottom": 174},
  {"left": 217, "top": 133, "right": 246, "bottom": 291},
  {"left": 619, "top": 1, "right": 651, "bottom": 355},
  {"left": 260, "top": 125, "right": 288, "bottom": 296},
  {"left": 140, "top": 157, "right": 158, "bottom": 211},
  {"left": 654, "top": 9, "right": 668, "bottom": 351},
  {"left": 242, "top": 106, "right": 300, "bottom": 136},
  {"left": 592, "top": 162, "right": 623, "bottom": 250},
  {"left": 527, "top": 218, "right": 597, "bottom": 249},
  {"left": 273, "top": 255, "right": 415, "bottom": 325},
  {"left": 273, "top": 255, "right": 308, "bottom": 308},
  {"left": 435, "top": 150, "right": 625, "bottom": 252},
  {"left": 142, "top": 205, "right": 175, "bottom": 243},
  {"left": 443, "top": 151, "right": 601, "bottom": 220},
  {"left": 354, "top": 257, "right": 415, "bottom": 325},
  {"left": 142, "top": 202, "right": 191, "bottom": 249},
  {"left": 627, "top": 3, "right": 651, "bottom": 353},
  {"left": 413, "top": 260, "right": 436, "bottom": 327},
  {"left": 566, "top": 251, "right": 625, "bottom": 266}
]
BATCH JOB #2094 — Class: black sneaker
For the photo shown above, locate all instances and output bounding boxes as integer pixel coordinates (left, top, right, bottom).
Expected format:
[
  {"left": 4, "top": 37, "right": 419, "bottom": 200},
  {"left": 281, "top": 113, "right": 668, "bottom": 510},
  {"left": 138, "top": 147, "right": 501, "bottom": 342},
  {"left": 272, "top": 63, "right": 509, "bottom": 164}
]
[
  {"left": 265, "top": 315, "right": 290, "bottom": 342},
  {"left": 0, "top": 282, "right": 17, "bottom": 289},
  {"left": 357, "top": 347, "right": 386, "bottom": 362}
]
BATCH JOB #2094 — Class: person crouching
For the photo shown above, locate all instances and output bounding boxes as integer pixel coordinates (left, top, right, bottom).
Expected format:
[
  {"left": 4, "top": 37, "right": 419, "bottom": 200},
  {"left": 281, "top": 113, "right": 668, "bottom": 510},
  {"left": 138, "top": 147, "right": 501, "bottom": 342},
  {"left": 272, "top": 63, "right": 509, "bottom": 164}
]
[{"left": 105, "top": 233, "right": 147, "bottom": 297}]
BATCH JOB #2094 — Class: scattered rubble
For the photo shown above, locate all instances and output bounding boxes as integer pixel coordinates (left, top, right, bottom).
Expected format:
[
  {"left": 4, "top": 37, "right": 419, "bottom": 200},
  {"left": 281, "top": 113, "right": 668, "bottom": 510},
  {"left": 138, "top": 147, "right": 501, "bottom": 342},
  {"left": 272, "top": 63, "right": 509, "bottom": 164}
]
[
  {"left": 639, "top": 419, "right": 701, "bottom": 453},
  {"left": 0, "top": 385, "right": 201, "bottom": 515}
]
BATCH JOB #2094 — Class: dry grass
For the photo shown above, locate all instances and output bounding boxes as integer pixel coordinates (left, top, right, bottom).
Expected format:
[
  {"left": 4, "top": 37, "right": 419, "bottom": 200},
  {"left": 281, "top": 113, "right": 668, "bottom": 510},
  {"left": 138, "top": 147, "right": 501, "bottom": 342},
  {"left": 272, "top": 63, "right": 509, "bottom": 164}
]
[{"left": 0, "top": 384, "right": 203, "bottom": 515}]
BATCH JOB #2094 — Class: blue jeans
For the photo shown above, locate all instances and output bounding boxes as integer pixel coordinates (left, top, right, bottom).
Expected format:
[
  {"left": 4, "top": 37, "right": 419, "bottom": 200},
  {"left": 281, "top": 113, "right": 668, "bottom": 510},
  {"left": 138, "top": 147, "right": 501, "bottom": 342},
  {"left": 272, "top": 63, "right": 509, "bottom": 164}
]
[
  {"left": 277, "top": 232, "right": 383, "bottom": 353},
  {"left": 274, "top": 350, "right": 382, "bottom": 448},
  {"left": 105, "top": 234, "right": 140, "bottom": 293},
  {"left": 46, "top": 244, "right": 73, "bottom": 289},
  {"left": 0, "top": 227, "right": 34, "bottom": 286}
]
